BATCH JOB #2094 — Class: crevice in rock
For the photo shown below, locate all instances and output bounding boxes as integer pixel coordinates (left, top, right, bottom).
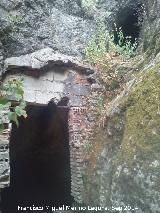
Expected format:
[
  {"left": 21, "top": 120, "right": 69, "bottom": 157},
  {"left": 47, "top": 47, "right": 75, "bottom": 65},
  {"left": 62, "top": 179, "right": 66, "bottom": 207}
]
[{"left": 114, "top": 3, "right": 144, "bottom": 44}]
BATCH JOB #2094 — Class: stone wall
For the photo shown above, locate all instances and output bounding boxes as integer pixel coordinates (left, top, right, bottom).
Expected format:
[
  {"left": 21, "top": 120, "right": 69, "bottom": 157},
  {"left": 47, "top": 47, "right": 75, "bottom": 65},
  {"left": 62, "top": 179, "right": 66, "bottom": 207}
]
[
  {"left": 69, "top": 107, "right": 87, "bottom": 203},
  {"left": 3, "top": 68, "right": 91, "bottom": 106},
  {"left": 68, "top": 80, "right": 104, "bottom": 203}
]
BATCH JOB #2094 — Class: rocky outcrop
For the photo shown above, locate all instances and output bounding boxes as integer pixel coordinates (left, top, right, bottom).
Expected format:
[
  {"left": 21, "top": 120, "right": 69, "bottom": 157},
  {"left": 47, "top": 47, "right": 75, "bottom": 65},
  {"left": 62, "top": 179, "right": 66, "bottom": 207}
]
[
  {"left": 0, "top": 0, "right": 144, "bottom": 71},
  {"left": 4, "top": 47, "right": 95, "bottom": 75},
  {"left": 83, "top": 58, "right": 160, "bottom": 212},
  {"left": 0, "top": 0, "right": 95, "bottom": 59},
  {"left": 2, "top": 0, "right": 159, "bottom": 63},
  {"left": 141, "top": 0, "right": 160, "bottom": 57}
]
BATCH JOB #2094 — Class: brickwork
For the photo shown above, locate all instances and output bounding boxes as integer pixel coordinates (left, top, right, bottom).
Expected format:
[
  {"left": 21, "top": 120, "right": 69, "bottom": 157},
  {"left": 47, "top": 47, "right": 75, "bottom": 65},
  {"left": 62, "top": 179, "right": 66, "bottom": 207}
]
[
  {"left": 69, "top": 107, "right": 87, "bottom": 203},
  {"left": 67, "top": 76, "right": 105, "bottom": 203},
  {"left": 0, "top": 110, "right": 11, "bottom": 188}
]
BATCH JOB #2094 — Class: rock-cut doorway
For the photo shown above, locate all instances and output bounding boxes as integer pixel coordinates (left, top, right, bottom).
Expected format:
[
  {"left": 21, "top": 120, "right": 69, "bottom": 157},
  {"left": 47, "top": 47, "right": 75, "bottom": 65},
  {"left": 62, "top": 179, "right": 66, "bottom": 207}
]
[{"left": 1, "top": 100, "right": 72, "bottom": 213}]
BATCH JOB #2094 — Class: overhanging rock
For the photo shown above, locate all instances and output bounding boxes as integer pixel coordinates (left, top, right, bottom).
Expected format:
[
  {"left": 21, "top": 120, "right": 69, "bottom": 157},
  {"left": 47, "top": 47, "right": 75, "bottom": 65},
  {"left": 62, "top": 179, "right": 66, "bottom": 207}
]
[{"left": 4, "top": 48, "right": 95, "bottom": 76}]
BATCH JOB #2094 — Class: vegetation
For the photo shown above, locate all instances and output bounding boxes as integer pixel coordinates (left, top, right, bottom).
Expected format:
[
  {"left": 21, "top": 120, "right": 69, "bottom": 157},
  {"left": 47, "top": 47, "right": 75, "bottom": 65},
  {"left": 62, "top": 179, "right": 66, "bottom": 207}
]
[
  {"left": 8, "top": 13, "right": 23, "bottom": 32},
  {"left": 0, "top": 12, "right": 23, "bottom": 43},
  {"left": 112, "top": 25, "right": 137, "bottom": 59},
  {"left": 85, "top": 22, "right": 138, "bottom": 64},
  {"left": 85, "top": 22, "right": 108, "bottom": 64},
  {"left": 0, "top": 79, "right": 27, "bottom": 132},
  {"left": 117, "top": 65, "right": 160, "bottom": 165},
  {"left": 97, "top": 98, "right": 105, "bottom": 116},
  {"left": 85, "top": 21, "right": 138, "bottom": 103},
  {"left": 83, "top": 142, "right": 93, "bottom": 153}
]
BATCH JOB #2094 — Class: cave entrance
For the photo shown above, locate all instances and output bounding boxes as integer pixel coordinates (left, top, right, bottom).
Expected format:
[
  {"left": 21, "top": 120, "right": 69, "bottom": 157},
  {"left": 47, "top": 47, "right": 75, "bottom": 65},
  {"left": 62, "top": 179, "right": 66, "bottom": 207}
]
[
  {"left": 1, "top": 101, "right": 72, "bottom": 213},
  {"left": 114, "top": 4, "right": 143, "bottom": 44}
]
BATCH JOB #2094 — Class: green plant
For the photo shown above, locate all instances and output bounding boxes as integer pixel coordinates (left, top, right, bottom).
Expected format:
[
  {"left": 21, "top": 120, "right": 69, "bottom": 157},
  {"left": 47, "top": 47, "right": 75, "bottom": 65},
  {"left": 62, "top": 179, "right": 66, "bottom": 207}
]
[
  {"left": 0, "top": 13, "right": 23, "bottom": 42},
  {"left": 97, "top": 98, "right": 105, "bottom": 115},
  {"left": 8, "top": 13, "right": 23, "bottom": 32},
  {"left": 111, "top": 25, "right": 138, "bottom": 59},
  {"left": 83, "top": 142, "right": 93, "bottom": 153},
  {"left": 0, "top": 79, "right": 27, "bottom": 132},
  {"left": 85, "top": 21, "right": 108, "bottom": 64},
  {"left": 85, "top": 22, "right": 138, "bottom": 65}
]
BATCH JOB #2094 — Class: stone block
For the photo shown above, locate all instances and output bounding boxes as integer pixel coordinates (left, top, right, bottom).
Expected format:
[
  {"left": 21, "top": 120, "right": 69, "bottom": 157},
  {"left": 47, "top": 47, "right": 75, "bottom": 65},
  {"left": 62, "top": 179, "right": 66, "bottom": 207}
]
[
  {"left": 23, "top": 76, "right": 47, "bottom": 92},
  {"left": 0, "top": 139, "right": 9, "bottom": 188},
  {"left": 46, "top": 81, "right": 64, "bottom": 93},
  {"left": 72, "top": 84, "right": 90, "bottom": 96},
  {"left": 35, "top": 91, "right": 62, "bottom": 104},
  {"left": 53, "top": 71, "right": 68, "bottom": 81},
  {"left": 0, "top": 111, "right": 9, "bottom": 124},
  {"left": 24, "top": 89, "right": 36, "bottom": 103}
]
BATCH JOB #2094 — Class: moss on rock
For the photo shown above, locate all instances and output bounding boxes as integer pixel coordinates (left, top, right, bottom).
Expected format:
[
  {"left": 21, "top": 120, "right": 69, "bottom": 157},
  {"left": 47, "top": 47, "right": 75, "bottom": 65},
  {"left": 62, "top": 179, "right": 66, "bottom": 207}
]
[
  {"left": 118, "top": 64, "right": 160, "bottom": 164},
  {"left": 82, "top": 63, "right": 160, "bottom": 211}
]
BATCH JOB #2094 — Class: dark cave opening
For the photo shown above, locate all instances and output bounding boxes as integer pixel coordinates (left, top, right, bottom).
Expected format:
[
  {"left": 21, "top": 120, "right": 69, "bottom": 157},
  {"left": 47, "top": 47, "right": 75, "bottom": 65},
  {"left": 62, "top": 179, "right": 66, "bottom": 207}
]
[
  {"left": 1, "top": 101, "right": 72, "bottom": 213},
  {"left": 114, "top": 4, "right": 143, "bottom": 44}
]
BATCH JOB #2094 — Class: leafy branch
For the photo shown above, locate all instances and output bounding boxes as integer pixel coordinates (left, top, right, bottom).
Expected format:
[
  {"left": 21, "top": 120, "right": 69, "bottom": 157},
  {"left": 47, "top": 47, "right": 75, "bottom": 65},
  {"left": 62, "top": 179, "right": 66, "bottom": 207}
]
[
  {"left": 85, "top": 21, "right": 108, "bottom": 64},
  {"left": 0, "top": 79, "right": 27, "bottom": 132}
]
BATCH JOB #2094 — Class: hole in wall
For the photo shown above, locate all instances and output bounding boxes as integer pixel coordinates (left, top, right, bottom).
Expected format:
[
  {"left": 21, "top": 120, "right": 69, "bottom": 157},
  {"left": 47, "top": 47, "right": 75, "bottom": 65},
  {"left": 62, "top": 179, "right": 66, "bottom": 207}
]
[
  {"left": 113, "top": 3, "right": 144, "bottom": 44},
  {"left": 1, "top": 100, "right": 73, "bottom": 213}
]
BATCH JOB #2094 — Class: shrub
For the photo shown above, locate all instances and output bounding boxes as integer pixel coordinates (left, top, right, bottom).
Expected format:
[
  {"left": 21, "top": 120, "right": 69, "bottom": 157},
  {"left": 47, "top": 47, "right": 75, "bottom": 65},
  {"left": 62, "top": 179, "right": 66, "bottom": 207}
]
[
  {"left": 0, "top": 13, "right": 23, "bottom": 43},
  {"left": 111, "top": 25, "right": 138, "bottom": 59},
  {"left": 85, "top": 21, "right": 109, "bottom": 64},
  {"left": 85, "top": 22, "right": 138, "bottom": 65}
]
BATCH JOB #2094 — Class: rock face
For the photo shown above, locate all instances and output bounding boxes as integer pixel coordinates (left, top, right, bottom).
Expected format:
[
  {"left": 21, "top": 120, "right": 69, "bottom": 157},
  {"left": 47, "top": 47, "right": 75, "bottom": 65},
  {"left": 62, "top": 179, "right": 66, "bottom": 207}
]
[
  {"left": 2, "top": 0, "right": 154, "bottom": 80},
  {"left": 0, "top": 0, "right": 144, "bottom": 72},
  {"left": 4, "top": 47, "right": 95, "bottom": 74},
  {"left": 83, "top": 58, "right": 160, "bottom": 212},
  {"left": 0, "top": 0, "right": 95, "bottom": 59},
  {"left": 141, "top": 0, "right": 160, "bottom": 57}
]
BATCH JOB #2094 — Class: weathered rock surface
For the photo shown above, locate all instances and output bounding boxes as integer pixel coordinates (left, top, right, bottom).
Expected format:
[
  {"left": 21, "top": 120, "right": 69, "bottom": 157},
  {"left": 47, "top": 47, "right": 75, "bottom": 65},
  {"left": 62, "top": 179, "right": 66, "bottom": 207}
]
[
  {"left": 4, "top": 47, "right": 95, "bottom": 75},
  {"left": 0, "top": 0, "right": 95, "bottom": 59},
  {"left": 141, "top": 0, "right": 160, "bottom": 57},
  {"left": 83, "top": 60, "right": 160, "bottom": 212},
  {"left": 0, "top": 0, "right": 143, "bottom": 68},
  {"left": 0, "top": 0, "right": 155, "bottom": 63}
]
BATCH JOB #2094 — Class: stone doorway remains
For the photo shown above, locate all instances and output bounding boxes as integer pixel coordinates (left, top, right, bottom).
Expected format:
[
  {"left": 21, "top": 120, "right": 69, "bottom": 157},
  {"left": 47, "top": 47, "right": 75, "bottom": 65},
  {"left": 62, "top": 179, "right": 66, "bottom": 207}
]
[{"left": 0, "top": 48, "right": 104, "bottom": 209}]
